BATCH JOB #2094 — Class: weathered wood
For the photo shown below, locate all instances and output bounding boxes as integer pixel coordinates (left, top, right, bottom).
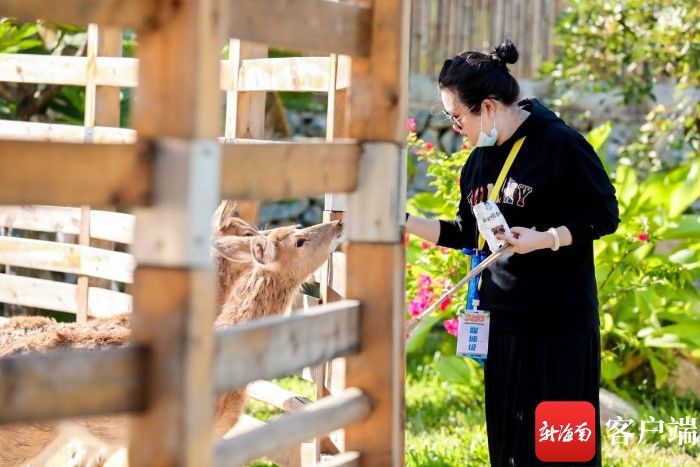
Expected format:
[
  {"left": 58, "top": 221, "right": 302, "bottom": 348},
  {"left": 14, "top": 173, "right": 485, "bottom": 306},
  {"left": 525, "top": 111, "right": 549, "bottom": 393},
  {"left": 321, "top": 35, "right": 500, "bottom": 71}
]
[
  {"left": 246, "top": 380, "right": 311, "bottom": 413},
  {"left": 220, "top": 56, "right": 351, "bottom": 93},
  {"left": 214, "top": 388, "right": 371, "bottom": 467},
  {"left": 318, "top": 451, "right": 361, "bottom": 467},
  {"left": 128, "top": 268, "right": 217, "bottom": 466},
  {"left": 226, "top": 0, "right": 371, "bottom": 57},
  {"left": 222, "top": 40, "right": 267, "bottom": 226},
  {"left": 0, "top": 0, "right": 161, "bottom": 29},
  {"left": 95, "top": 26, "right": 124, "bottom": 127},
  {"left": 220, "top": 141, "right": 360, "bottom": 200},
  {"left": 0, "top": 206, "right": 135, "bottom": 245},
  {"left": 0, "top": 119, "right": 136, "bottom": 144},
  {"left": 347, "top": 143, "right": 403, "bottom": 242},
  {"left": 0, "top": 141, "right": 152, "bottom": 206},
  {"left": 214, "top": 300, "right": 360, "bottom": 392},
  {"left": 76, "top": 205, "right": 91, "bottom": 323},
  {"left": 0, "top": 345, "right": 146, "bottom": 424},
  {"left": 0, "top": 54, "right": 138, "bottom": 87},
  {"left": 349, "top": 0, "right": 409, "bottom": 143},
  {"left": 0, "top": 237, "right": 135, "bottom": 283},
  {"left": 0, "top": 257, "right": 132, "bottom": 317},
  {"left": 128, "top": 0, "right": 221, "bottom": 460},
  {"left": 344, "top": 243, "right": 405, "bottom": 467}
]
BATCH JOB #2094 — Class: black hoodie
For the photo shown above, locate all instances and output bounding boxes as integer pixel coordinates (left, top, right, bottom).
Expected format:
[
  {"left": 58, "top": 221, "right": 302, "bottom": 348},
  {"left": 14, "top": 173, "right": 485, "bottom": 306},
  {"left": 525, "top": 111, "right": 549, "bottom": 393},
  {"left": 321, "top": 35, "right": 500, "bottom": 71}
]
[{"left": 437, "top": 98, "right": 619, "bottom": 330}]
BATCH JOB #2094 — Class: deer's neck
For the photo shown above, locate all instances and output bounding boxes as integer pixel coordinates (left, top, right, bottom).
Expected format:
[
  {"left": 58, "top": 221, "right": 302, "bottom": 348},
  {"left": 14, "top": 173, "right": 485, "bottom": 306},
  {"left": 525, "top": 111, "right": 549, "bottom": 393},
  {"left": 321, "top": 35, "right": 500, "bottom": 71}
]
[{"left": 216, "top": 268, "right": 299, "bottom": 326}]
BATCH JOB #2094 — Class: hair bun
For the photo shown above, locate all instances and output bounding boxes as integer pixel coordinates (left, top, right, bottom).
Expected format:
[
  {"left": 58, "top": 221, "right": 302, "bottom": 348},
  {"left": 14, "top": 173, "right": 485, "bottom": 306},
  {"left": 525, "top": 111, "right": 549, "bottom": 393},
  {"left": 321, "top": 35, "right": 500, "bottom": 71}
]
[{"left": 492, "top": 40, "right": 519, "bottom": 65}]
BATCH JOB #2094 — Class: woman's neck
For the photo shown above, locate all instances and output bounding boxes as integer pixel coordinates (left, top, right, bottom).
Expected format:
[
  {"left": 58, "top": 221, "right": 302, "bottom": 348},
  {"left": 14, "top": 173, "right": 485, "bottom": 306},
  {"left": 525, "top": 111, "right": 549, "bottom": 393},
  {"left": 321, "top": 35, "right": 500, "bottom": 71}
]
[{"left": 496, "top": 105, "right": 530, "bottom": 145}]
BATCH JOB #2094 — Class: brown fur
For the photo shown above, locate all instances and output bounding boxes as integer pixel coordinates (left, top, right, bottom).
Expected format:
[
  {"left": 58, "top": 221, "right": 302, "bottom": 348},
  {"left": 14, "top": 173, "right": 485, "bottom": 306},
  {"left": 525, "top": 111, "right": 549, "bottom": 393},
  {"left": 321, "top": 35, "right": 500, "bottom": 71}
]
[{"left": 0, "top": 218, "right": 342, "bottom": 466}]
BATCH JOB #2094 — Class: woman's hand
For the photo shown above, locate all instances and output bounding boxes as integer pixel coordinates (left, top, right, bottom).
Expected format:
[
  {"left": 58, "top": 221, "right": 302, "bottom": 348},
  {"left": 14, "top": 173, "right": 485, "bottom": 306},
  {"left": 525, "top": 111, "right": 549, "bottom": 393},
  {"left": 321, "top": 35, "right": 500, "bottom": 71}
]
[{"left": 496, "top": 226, "right": 553, "bottom": 254}]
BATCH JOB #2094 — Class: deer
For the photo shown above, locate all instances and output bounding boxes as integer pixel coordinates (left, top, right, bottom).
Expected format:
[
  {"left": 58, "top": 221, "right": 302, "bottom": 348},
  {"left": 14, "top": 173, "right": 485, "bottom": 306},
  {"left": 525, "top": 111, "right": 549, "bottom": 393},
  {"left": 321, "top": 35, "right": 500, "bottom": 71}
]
[{"left": 0, "top": 219, "right": 343, "bottom": 466}]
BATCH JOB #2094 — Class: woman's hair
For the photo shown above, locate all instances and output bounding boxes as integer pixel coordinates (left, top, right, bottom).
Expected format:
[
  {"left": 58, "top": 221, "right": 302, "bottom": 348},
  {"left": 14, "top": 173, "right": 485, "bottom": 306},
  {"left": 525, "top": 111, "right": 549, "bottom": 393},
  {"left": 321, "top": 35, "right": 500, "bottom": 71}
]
[{"left": 438, "top": 40, "right": 520, "bottom": 113}]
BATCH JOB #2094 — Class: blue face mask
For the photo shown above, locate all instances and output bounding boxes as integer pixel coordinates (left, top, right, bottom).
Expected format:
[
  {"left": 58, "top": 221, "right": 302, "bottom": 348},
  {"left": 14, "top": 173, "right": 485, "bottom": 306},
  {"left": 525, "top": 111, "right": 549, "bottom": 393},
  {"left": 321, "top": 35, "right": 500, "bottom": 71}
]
[{"left": 475, "top": 112, "right": 498, "bottom": 147}]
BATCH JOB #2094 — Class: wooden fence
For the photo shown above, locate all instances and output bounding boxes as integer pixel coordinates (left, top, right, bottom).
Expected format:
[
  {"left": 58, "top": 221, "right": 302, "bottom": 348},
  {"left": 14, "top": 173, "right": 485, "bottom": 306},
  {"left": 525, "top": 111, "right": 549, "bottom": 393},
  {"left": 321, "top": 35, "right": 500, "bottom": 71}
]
[
  {"left": 0, "top": 0, "right": 408, "bottom": 466},
  {"left": 410, "top": 0, "right": 566, "bottom": 78}
]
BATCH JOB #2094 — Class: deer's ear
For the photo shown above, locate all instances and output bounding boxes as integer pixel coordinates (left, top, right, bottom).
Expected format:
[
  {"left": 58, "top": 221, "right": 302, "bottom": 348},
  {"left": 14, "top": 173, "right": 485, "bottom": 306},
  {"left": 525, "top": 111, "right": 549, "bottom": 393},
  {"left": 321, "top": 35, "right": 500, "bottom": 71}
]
[
  {"left": 212, "top": 200, "right": 241, "bottom": 234},
  {"left": 251, "top": 236, "right": 275, "bottom": 265},
  {"left": 212, "top": 236, "right": 253, "bottom": 262}
]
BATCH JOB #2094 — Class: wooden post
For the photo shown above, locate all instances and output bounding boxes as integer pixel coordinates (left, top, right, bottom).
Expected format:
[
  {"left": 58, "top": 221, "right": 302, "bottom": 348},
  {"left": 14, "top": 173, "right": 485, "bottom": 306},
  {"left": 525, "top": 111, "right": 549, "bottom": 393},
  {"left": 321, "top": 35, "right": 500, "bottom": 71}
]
[
  {"left": 344, "top": 0, "right": 408, "bottom": 464},
  {"left": 78, "top": 25, "right": 123, "bottom": 322},
  {"left": 222, "top": 39, "right": 267, "bottom": 227},
  {"left": 128, "top": 0, "right": 221, "bottom": 464}
]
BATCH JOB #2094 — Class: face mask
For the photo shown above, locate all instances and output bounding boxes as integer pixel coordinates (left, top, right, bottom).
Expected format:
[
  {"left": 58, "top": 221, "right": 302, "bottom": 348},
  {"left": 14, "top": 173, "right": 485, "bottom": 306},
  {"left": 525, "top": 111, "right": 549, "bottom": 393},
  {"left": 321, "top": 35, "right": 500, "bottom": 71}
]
[{"left": 475, "top": 112, "right": 498, "bottom": 147}]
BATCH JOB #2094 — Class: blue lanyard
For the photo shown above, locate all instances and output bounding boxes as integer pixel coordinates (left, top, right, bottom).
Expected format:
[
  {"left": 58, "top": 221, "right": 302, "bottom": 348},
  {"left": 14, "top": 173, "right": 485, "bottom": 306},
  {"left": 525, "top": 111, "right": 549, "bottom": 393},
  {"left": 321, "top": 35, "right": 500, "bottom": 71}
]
[{"left": 462, "top": 248, "right": 488, "bottom": 309}]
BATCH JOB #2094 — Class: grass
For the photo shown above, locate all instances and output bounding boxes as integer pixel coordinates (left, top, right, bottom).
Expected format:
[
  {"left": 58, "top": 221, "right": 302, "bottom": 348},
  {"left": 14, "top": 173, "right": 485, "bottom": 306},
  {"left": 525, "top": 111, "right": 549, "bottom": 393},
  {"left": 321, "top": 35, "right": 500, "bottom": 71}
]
[{"left": 245, "top": 332, "right": 699, "bottom": 466}]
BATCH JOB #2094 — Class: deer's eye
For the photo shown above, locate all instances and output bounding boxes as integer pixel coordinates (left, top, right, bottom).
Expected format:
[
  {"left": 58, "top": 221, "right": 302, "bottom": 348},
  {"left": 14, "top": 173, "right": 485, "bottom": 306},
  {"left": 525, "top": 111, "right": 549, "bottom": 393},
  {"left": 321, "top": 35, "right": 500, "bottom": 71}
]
[{"left": 295, "top": 238, "right": 307, "bottom": 248}]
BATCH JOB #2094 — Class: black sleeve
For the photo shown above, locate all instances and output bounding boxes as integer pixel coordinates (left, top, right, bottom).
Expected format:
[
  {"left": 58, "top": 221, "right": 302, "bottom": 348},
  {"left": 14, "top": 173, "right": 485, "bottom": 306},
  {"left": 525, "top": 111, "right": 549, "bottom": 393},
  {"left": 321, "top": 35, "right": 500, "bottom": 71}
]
[
  {"left": 559, "top": 131, "right": 620, "bottom": 243},
  {"left": 436, "top": 165, "right": 477, "bottom": 250}
]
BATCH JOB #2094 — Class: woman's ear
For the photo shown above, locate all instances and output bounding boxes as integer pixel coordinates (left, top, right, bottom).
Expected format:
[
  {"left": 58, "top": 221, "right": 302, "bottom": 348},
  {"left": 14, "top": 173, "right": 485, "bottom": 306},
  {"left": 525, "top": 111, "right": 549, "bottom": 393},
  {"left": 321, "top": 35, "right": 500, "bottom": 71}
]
[
  {"left": 251, "top": 236, "right": 276, "bottom": 265},
  {"left": 212, "top": 236, "right": 253, "bottom": 262}
]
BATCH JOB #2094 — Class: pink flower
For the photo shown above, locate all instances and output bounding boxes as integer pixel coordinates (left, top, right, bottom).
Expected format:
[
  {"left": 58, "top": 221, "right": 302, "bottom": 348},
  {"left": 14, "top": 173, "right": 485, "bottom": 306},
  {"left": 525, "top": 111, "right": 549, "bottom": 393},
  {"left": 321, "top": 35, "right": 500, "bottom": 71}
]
[
  {"left": 440, "top": 296, "right": 452, "bottom": 311},
  {"left": 638, "top": 231, "right": 649, "bottom": 242},
  {"left": 408, "top": 300, "right": 422, "bottom": 317},
  {"left": 419, "top": 274, "right": 432, "bottom": 287},
  {"left": 421, "top": 240, "right": 431, "bottom": 250},
  {"left": 407, "top": 117, "right": 416, "bottom": 133},
  {"left": 440, "top": 247, "right": 450, "bottom": 255},
  {"left": 460, "top": 142, "right": 470, "bottom": 151},
  {"left": 443, "top": 318, "right": 459, "bottom": 336},
  {"left": 424, "top": 141, "right": 434, "bottom": 151}
]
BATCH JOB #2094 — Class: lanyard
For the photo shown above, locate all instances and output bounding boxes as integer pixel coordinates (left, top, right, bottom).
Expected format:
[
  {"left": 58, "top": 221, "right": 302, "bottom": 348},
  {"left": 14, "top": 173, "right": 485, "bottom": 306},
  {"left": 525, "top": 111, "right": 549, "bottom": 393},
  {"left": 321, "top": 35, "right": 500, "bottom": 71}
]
[{"left": 475, "top": 136, "right": 526, "bottom": 251}]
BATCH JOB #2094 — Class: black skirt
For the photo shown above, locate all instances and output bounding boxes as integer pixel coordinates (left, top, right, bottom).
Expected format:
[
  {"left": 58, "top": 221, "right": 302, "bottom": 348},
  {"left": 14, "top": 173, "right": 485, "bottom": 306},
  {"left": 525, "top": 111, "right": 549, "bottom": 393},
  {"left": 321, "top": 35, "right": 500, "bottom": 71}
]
[{"left": 484, "top": 313, "right": 602, "bottom": 467}]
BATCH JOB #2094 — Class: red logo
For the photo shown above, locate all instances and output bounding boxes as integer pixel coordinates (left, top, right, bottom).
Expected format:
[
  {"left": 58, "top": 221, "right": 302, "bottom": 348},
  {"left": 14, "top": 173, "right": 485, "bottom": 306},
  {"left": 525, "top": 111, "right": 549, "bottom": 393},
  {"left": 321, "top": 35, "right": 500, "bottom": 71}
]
[{"left": 535, "top": 401, "right": 596, "bottom": 463}]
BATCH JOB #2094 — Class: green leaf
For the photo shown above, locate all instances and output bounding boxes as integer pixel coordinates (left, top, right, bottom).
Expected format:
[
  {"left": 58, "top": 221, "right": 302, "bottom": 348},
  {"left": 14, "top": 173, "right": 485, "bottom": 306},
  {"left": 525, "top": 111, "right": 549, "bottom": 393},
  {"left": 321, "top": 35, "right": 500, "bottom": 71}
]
[
  {"left": 601, "top": 351, "right": 624, "bottom": 382},
  {"left": 668, "top": 160, "right": 700, "bottom": 217},
  {"left": 409, "top": 192, "right": 446, "bottom": 214},
  {"left": 586, "top": 121, "right": 612, "bottom": 174},
  {"left": 406, "top": 315, "right": 441, "bottom": 354},
  {"left": 436, "top": 355, "right": 475, "bottom": 384},
  {"left": 647, "top": 354, "right": 670, "bottom": 388},
  {"left": 657, "top": 215, "right": 700, "bottom": 240}
]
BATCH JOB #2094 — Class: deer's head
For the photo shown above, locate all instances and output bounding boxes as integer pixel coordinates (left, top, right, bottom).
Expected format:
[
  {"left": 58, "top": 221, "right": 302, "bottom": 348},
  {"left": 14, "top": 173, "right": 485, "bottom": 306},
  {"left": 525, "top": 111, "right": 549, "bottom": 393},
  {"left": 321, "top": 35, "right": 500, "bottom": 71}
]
[{"left": 213, "top": 220, "right": 344, "bottom": 284}]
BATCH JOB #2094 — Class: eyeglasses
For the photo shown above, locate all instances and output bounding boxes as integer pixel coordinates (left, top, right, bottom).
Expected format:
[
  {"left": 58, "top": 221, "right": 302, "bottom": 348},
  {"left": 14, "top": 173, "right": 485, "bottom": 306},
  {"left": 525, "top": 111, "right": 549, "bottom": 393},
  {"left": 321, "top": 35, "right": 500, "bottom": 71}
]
[{"left": 442, "top": 109, "right": 464, "bottom": 130}]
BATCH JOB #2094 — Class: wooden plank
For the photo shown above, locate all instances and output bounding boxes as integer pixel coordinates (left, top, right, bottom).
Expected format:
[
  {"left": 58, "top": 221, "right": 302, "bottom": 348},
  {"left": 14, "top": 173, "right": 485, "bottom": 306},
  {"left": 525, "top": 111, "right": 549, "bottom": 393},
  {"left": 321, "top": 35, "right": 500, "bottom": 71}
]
[
  {"left": 220, "top": 56, "right": 352, "bottom": 92},
  {"left": 0, "top": 119, "right": 136, "bottom": 144},
  {"left": 0, "top": 237, "right": 135, "bottom": 283},
  {"left": 349, "top": 0, "right": 409, "bottom": 142},
  {"left": 95, "top": 27, "right": 124, "bottom": 127},
  {"left": 0, "top": 141, "right": 152, "bottom": 206},
  {"left": 226, "top": 0, "right": 371, "bottom": 57},
  {"left": 347, "top": 143, "right": 403, "bottom": 242},
  {"left": 220, "top": 141, "right": 360, "bottom": 200},
  {"left": 214, "top": 300, "right": 360, "bottom": 392},
  {"left": 0, "top": 345, "right": 146, "bottom": 424},
  {"left": 344, "top": 243, "right": 405, "bottom": 467},
  {"left": 129, "top": 0, "right": 221, "bottom": 458},
  {"left": 84, "top": 24, "right": 99, "bottom": 134},
  {"left": 318, "top": 451, "right": 361, "bottom": 467},
  {"left": 76, "top": 206, "right": 91, "bottom": 323},
  {"left": 128, "top": 268, "right": 217, "bottom": 466},
  {"left": 0, "top": 54, "right": 138, "bottom": 87},
  {"left": 0, "top": 206, "right": 135, "bottom": 245},
  {"left": 0, "top": 0, "right": 161, "bottom": 29},
  {"left": 214, "top": 388, "right": 371, "bottom": 467},
  {"left": 246, "top": 380, "right": 311, "bottom": 413}
]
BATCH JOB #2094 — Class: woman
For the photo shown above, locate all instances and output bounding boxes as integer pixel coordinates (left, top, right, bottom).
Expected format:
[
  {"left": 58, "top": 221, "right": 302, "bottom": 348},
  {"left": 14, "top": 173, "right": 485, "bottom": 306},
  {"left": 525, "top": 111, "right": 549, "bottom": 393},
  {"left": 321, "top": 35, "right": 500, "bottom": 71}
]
[{"left": 406, "top": 40, "right": 619, "bottom": 466}]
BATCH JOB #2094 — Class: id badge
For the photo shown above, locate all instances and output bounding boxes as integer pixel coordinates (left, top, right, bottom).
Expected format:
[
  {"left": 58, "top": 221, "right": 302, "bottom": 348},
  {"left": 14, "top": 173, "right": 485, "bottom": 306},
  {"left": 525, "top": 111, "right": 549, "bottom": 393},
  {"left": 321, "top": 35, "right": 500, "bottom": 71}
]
[{"left": 457, "top": 310, "right": 490, "bottom": 359}]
